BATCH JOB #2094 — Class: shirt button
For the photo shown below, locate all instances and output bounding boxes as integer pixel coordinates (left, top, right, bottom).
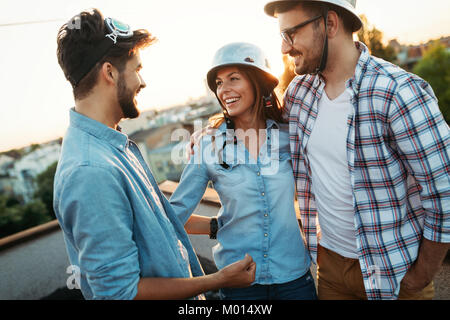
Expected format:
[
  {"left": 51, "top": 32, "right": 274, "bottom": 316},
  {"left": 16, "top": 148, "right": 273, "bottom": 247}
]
[
  {"left": 257, "top": 172, "right": 260, "bottom": 176},
  {"left": 264, "top": 233, "right": 268, "bottom": 237},
  {"left": 261, "top": 192, "right": 265, "bottom": 196},
  {"left": 264, "top": 214, "right": 268, "bottom": 217},
  {"left": 264, "top": 254, "right": 268, "bottom": 258}
]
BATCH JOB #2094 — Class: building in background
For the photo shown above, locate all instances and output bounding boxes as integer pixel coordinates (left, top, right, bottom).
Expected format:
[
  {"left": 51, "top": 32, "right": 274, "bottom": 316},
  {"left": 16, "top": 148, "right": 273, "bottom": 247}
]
[
  {"left": 126, "top": 94, "right": 221, "bottom": 183},
  {"left": 0, "top": 94, "right": 221, "bottom": 200},
  {"left": 11, "top": 140, "right": 61, "bottom": 202},
  {"left": 0, "top": 155, "right": 16, "bottom": 197},
  {"left": 392, "top": 36, "right": 450, "bottom": 70},
  {"left": 129, "top": 122, "right": 193, "bottom": 183},
  {"left": 0, "top": 139, "right": 61, "bottom": 202}
]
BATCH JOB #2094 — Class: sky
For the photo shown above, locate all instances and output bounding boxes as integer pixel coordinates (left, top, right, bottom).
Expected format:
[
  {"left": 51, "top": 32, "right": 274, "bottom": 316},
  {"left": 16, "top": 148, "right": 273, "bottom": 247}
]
[{"left": 0, "top": 0, "right": 449, "bottom": 152}]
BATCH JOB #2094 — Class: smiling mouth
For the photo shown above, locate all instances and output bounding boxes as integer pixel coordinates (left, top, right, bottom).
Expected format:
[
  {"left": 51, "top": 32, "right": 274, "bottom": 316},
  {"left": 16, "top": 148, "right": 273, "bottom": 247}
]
[
  {"left": 290, "top": 51, "right": 302, "bottom": 60},
  {"left": 224, "top": 97, "right": 240, "bottom": 106},
  {"left": 293, "top": 55, "right": 305, "bottom": 66}
]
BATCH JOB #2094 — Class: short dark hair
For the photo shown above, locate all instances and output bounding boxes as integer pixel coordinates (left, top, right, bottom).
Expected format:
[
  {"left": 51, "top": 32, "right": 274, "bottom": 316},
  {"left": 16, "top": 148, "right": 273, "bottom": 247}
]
[
  {"left": 275, "top": 1, "right": 357, "bottom": 34},
  {"left": 56, "top": 8, "right": 156, "bottom": 100}
]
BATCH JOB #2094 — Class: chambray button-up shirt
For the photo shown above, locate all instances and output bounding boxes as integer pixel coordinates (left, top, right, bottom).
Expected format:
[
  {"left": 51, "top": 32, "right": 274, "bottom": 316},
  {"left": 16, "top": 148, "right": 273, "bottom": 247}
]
[
  {"left": 170, "top": 120, "right": 311, "bottom": 285},
  {"left": 53, "top": 108, "right": 204, "bottom": 300}
]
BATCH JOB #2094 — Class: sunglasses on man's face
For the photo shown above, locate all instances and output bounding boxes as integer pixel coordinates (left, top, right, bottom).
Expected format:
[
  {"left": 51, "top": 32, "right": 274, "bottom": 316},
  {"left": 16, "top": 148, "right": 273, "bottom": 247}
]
[{"left": 280, "top": 15, "right": 323, "bottom": 46}]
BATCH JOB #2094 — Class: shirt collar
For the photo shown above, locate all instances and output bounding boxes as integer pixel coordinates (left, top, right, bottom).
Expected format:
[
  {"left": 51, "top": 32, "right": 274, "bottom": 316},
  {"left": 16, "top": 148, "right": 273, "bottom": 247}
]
[
  {"left": 69, "top": 107, "right": 129, "bottom": 151},
  {"left": 346, "top": 41, "right": 371, "bottom": 94},
  {"left": 266, "top": 118, "right": 280, "bottom": 130},
  {"left": 311, "top": 41, "right": 369, "bottom": 96}
]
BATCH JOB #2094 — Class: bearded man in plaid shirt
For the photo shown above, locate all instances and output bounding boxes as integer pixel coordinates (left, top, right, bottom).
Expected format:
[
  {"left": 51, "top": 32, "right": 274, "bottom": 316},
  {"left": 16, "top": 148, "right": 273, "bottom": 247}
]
[{"left": 264, "top": 0, "right": 449, "bottom": 300}]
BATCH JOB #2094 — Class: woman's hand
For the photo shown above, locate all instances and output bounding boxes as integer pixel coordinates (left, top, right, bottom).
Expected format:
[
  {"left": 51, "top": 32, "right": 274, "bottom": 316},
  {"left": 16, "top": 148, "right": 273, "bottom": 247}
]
[{"left": 185, "top": 125, "right": 216, "bottom": 161}]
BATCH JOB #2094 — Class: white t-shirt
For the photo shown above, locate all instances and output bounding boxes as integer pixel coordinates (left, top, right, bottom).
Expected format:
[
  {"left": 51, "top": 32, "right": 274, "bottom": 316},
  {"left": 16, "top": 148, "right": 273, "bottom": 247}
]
[{"left": 306, "top": 88, "right": 358, "bottom": 259}]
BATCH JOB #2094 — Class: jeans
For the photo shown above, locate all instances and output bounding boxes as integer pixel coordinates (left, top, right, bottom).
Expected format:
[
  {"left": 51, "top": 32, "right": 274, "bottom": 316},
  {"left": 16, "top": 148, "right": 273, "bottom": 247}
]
[{"left": 219, "top": 270, "right": 317, "bottom": 300}]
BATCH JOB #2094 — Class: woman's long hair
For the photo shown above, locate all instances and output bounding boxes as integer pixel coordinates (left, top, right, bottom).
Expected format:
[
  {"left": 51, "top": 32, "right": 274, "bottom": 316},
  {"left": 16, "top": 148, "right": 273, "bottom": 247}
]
[{"left": 208, "top": 66, "right": 284, "bottom": 129}]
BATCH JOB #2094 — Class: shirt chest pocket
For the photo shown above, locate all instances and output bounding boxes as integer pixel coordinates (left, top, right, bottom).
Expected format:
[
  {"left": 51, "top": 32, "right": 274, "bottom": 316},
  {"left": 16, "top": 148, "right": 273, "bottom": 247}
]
[
  {"left": 266, "top": 135, "right": 291, "bottom": 164},
  {"left": 258, "top": 151, "right": 291, "bottom": 176},
  {"left": 263, "top": 142, "right": 291, "bottom": 165},
  {"left": 270, "top": 151, "right": 290, "bottom": 162},
  {"left": 213, "top": 163, "right": 245, "bottom": 187}
]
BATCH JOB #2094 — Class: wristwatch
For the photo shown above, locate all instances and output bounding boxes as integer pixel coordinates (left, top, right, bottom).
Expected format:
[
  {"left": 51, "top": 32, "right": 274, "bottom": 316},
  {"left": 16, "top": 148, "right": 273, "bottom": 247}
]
[{"left": 209, "top": 217, "right": 218, "bottom": 239}]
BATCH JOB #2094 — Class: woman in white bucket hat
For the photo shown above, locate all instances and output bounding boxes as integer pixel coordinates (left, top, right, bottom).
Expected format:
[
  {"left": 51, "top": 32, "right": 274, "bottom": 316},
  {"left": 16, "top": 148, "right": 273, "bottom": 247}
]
[{"left": 170, "top": 42, "right": 317, "bottom": 300}]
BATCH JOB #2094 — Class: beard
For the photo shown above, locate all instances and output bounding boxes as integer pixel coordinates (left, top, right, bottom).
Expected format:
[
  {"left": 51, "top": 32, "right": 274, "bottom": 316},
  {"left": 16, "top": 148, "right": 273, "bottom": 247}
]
[
  {"left": 292, "top": 28, "right": 326, "bottom": 75},
  {"left": 117, "top": 74, "right": 140, "bottom": 119}
]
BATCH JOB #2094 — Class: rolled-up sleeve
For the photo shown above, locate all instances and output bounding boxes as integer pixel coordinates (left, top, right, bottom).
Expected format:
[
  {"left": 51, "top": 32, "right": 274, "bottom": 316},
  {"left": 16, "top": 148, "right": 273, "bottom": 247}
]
[
  {"left": 59, "top": 165, "right": 140, "bottom": 299},
  {"left": 170, "top": 144, "right": 210, "bottom": 225},
  {"left": 390, "top": 78, "right": 450, "bottom": 243}
]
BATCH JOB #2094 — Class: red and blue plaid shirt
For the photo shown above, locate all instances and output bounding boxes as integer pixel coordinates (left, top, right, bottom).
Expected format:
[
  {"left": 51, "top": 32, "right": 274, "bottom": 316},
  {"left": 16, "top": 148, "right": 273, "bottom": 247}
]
[{"left": 284, "top": 42, "right": 450, "bottom": 300}]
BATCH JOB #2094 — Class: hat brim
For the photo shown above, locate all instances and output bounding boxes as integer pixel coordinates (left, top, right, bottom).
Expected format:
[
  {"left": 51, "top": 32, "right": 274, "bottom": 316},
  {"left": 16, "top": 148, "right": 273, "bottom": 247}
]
[
  {"left": 207, "top": 63, "right": 279, "bottom": 93},
  {"left": 264, "top": 0, "right": 362, "bottom": 32}
]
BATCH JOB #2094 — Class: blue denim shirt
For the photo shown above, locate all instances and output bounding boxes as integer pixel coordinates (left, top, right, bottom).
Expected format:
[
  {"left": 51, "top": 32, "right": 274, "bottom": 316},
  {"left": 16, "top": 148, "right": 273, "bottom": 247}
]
[
  {"left": 170, "top": 120, "right": 311, "bottom": 285},
  {"left": 53, "top": 108, "right": 204, "bottom": 300}
]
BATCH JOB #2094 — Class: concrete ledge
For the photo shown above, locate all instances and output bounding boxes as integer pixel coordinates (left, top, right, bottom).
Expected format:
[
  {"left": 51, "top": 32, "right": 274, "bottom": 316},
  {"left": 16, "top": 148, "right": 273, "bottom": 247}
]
[
  {"left": 0, "top": 180, "right": 296, "bottom": 253},
  {"left": 0, "top": 219, "right": 60, "bottom": 252},
  {"left": 0, "top": 180, "right": 219, "bottom": 253}
]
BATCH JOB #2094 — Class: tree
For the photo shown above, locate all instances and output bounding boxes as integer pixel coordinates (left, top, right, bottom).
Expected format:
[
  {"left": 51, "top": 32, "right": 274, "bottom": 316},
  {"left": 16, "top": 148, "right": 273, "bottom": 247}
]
[
  {"left": 0, "top": 195, "right": 51, "bottom": 238},
  {"left": 413, "top": 42, "right": 450, "bottom": 124},
  {"left": 0, "top": 195, "right": 22, "bottom": 237},
  {"left": 19, "top": 200, "right": 51, "bottom": 230},
  {"left": 357, "top": 15, "right": 396, "bottom": 63},
  {"left": 0, "top": 161, "right": 58, "bottom": 238},
  {"left": 34, "top": 161, "right": 58, "bottom": 219}
]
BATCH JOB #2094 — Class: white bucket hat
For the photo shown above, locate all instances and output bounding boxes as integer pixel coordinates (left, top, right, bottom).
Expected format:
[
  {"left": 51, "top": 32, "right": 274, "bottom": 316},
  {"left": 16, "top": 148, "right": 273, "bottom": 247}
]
[
  {"left": 206, "top": 42, "right": 279, "bottom": 93},
  {"left": 264, "top": 0, "right": 362, "bottom": 32}
]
